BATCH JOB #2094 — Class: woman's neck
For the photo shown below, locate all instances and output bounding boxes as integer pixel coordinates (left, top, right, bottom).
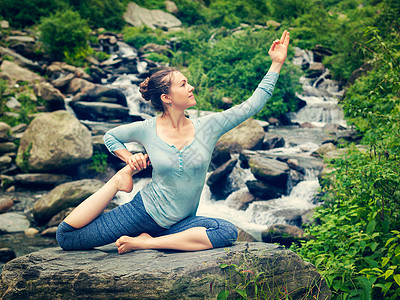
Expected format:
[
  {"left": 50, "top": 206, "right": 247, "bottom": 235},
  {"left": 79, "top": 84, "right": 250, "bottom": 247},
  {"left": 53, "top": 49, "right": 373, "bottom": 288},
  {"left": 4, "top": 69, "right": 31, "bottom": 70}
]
[{"left": 160, "top": 109, "right": 188, "bottom": 130}]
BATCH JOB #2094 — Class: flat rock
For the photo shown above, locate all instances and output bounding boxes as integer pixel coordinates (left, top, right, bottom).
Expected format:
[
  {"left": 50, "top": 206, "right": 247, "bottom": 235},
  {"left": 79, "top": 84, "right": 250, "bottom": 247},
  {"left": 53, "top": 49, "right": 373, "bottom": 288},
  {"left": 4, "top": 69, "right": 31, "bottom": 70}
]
[
  {"left": 0, "top": 212, "right": 30, "bottom": 233},
  {"left": 0, "top": 242, "right": 330, "bottom": 299},
  {"left": 0, "top": 60, "right": 44, "bottom": 85}
]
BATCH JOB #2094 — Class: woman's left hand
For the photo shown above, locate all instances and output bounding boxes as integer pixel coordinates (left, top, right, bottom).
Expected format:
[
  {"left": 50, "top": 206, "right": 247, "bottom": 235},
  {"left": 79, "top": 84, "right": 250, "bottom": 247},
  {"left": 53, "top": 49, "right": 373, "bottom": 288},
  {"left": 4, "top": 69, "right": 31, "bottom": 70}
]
[{"left": 268, "top": 30, "right": 290, "bottom": 65}]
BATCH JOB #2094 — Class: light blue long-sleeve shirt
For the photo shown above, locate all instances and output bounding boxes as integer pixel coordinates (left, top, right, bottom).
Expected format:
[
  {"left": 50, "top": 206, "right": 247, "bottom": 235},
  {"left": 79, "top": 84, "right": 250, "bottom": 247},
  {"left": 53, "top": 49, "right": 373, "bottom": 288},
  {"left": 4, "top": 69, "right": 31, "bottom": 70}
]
[{"left": 103, "top": 71, "right": 279, "bottom": 228}]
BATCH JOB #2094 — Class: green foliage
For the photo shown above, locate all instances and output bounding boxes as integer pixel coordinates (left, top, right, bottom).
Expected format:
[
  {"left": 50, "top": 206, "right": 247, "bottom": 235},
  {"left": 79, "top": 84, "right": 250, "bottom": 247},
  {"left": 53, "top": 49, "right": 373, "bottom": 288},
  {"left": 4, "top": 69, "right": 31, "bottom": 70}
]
[
  {"left": 39, "top": 9, "right": 91, "bottom": 61},
  {"left": 0, "top": 0, "right": 67, "bottom": 28},
  {"left": 293, "top": 28, "right": 400, "bottom": 299},
  {"left": 122, "top": 26, "right": 166, "bottom": 49},
  {"left": 169, "top": 27, "right": 301, "bottom": 119},
  {"left": 67, "top": 0, "right": 126, "bottom": 30},
  {"left": 88, "top": 151, "right": 108, "bottom": 174}
]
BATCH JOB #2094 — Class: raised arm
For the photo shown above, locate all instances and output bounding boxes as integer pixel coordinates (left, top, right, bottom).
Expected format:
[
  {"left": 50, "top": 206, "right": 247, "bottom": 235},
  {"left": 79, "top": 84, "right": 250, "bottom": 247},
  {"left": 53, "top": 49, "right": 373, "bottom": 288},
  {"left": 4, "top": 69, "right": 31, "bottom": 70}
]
[{"left": 199, "top": 30, "right": 290, "bottom": 139}]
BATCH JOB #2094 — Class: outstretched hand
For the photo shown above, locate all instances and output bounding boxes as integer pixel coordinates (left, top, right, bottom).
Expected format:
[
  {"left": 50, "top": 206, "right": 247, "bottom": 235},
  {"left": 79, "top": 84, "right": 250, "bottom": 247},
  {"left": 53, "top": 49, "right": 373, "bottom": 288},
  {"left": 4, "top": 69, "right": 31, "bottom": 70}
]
[{"left": 268, "top": 30, "right": 290, "bottom": 65}]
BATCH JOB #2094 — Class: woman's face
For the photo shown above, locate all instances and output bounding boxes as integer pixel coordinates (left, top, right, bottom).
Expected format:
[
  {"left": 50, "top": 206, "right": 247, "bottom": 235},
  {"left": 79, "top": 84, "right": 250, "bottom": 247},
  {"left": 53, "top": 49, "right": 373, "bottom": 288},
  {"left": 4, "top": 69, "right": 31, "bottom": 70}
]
[{"left": 167, "top": 72, "right": 196, "bottom": 110}]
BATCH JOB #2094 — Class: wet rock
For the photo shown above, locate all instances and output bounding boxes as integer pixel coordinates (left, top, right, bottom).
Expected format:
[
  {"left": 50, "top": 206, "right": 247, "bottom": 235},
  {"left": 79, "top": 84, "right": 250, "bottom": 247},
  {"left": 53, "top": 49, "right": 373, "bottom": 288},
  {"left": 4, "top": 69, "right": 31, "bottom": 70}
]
[
  {"left": 311, "top": 142, "right": 336, "bottom": 158},
  {"left": 139, "top": 43, "right": 171, "bottom": 56},
  {"left": 262, "top": 133, "right": 285, "bottom": 150},
  {"left": 266, "top": 20, "right": 281, "bottom": 30},
  {"left": 51, "top": 73, "right": 75, "bottom": 92},
  {"left": 312, "top": 45, "right": 333, "bottom": 63},
  {"left": 0, "top": 197, "right": 13, "bottom": 213},
  {"left": 0, "top": 46, "right": 41, "bottom": 73},
  {"left": 0, "top": 212, "right": 30, "bottom": 233},
  {"left": 5, "top": 36, "right": 35, "bottom": 43},
  {"left": 210, "top": 144, "right": 231, "bottom": 171},
  {"left": 33, "top": 82, "right": 65, "bottom": 111},
  {"left": 0, "top": 20, "right": 9, "bottom": 29},
  {"left": 5, "top": 97, "right": 21, "bottom": 110},
  {"left": 262, "top": 224, "right": 307, "bottom": 247},
  {"left": 40, "top": 227, "right": 58, "bottom": 237},
  {"left": 346, "top": 62, "right": 374, "bottom": 86},
  {"left": 13, "top": 173, "right": 72, "bottom": 188},
  {"left": 165, "top": 1, "right": 179, "bottom": 14},
  {"left": 0, "top": 243, "right": 331, "bottom": 299},
  {"left": 248, "top": 155, "right": 290, "bottom": 189},
  {"left": 10, "top": 123, "right": 27, "bottom": 135},
  {"left": 24, "top": 227, "right": 39, "bottom": 237},
  {"left": 0, "top": 60, "right": 45, "bottom": 85},
  {"left": 0, "top": 122, "right": 11, "bottom": 141},
  {"left": 67, "top": 77, "right": 96, "bottom": 94},
  {"left": 47, "top": 208, "right": 74, "bottom": 227},
  {"left": 0, "top": 156, "right": 12, "bottom": 172},
  {"left": 246, "top": 180, "right": 285, "bottom": 200},
  {"left": 16, "top": 111, "right": 93, "bottom": 173},
  {"left": 0, "top": 142, "right": 17, "bottom": 154},
  {"left": 0, "top": 248, "right": 16, "bottom": 263},
  {"left": 299, "top": 122, "right": 317, "bottom": 128},
  {"left": 225, "top": 188, "right": 255, "bottom": 210},
  {"left": 33, "top": 179, "right": 104, "bottom": 224},
  {"left": 123, "top": 2, "right": 182, "bottom": 30},
  {"left": 306, "top": 62, "right": 325, "bottom": 78},
  {"left": 237, "top": 228, "right": 258, "bottom": 242},
  {"left": 70, "top": 101, "right": 130, "bottom": 121},
  {"left": 207, "top": 157, "right": 238, "bottom": 199},
  {"left": 215, "top": 118, "right": 264, "bottom": 155},
  {"left": 71, "top": 85, "right": 127, "bottom": 107}
]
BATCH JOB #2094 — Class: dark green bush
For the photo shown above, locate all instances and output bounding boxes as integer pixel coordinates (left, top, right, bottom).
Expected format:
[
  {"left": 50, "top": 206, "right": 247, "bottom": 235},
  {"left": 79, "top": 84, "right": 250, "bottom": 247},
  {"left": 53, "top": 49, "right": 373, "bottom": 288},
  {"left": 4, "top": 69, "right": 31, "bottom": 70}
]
[
  {"left": 67, "top": 0, "right": 126, "bottom": 30},
  {"left": 0, "top": 0, "right": 67, "bottom": 28},
  {"left": 39, "top": 9, "right": 91, "bottom": 61}
]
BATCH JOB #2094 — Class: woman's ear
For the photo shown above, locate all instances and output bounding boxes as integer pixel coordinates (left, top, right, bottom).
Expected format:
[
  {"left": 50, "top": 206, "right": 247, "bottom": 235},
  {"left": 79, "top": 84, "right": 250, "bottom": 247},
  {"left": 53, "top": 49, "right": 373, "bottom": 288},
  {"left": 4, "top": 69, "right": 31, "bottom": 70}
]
[{"left": 160, "top": 94, "right": 170, "bottom": 105}]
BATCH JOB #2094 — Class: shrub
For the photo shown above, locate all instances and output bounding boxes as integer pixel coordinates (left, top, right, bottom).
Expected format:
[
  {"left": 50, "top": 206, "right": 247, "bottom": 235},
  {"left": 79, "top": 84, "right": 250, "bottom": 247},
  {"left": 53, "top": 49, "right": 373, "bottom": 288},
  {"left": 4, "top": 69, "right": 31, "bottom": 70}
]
[
  {"left": 38, "top": 9, "right": 91, "bottom": 61},
  {"left": 0, "top": 0, "right": 67, "bottom": 28}
]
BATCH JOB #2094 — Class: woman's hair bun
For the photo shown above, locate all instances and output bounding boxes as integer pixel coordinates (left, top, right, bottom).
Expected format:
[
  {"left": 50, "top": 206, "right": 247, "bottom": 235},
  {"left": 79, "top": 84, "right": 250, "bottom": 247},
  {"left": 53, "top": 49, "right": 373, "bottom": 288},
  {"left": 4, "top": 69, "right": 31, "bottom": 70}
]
[{"left": 139, "top": 77, "right": 151, "bottom": 101}]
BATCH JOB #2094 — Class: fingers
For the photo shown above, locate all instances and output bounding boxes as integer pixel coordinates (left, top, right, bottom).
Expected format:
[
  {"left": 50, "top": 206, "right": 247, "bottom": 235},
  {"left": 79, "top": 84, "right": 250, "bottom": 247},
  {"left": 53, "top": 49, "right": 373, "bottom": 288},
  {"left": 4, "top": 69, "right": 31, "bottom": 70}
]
[
  {"left": 283, "top": 31, "right": 290, "bottom": 46},
  {"left": 269, "top": 39, "right": 279, "bottom": 53},
  {"left": 127, "top": 153, "right": 150, "bottom": 171}
]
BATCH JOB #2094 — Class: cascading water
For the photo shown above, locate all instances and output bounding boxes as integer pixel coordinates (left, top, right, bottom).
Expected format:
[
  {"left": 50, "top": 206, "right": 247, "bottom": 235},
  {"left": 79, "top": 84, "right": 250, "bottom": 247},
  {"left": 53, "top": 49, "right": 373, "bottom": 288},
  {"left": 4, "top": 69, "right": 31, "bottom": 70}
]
[{"left": 103, "top": 44, "right": 347, "bottom": 240}]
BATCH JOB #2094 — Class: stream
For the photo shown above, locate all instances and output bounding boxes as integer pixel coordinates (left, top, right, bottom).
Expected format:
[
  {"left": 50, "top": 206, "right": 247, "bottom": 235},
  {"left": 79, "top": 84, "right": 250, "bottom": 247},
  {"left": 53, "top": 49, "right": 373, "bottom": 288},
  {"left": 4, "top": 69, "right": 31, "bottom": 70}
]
[{"left": 0, "top": 44, "right": 347, "bottom": 267}]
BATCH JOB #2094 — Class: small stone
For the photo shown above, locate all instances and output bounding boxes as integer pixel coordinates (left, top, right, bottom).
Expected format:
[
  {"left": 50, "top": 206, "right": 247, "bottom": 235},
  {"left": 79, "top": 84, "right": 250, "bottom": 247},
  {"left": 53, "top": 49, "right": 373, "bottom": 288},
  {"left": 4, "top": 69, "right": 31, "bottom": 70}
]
[
  {"left": 40, "top": 227, "right": 58, "bottom": 237},
  {"left": 0, "top": 197, "right": 13, "bottom": 213},
  {"left": 6, "top": 185, "right": 15, "bottom": 192},
  {"left": 1, "top": 20, "right": 10, "bottom": 29},
  {"left": 25, "top": 227, "right": 39, "bottom": 236}
]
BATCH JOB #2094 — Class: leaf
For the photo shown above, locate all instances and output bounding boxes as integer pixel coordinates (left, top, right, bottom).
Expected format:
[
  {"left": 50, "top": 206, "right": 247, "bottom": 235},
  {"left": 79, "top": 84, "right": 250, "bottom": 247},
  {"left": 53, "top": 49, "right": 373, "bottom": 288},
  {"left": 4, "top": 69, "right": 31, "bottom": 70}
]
[
  {"left": 383, "top": 269, "right": 393, "bottom": 280},
  {"left": 236, "top": 288, "right": 247, "bottom": 298},
  {"left": 364, "top": 256, "right": 378, "bottom": 268},
  {"left": 366, "top": 220, "right": 377, "bottom": 235},
  {"left": 394, "top": 274, "right": 400, "bottom": 286},
  {"left": 217, "top": 290, "right": 229, "bottom": 300},
  {"left": 220, "top": 263, "right": 229, "bottom": 269}
]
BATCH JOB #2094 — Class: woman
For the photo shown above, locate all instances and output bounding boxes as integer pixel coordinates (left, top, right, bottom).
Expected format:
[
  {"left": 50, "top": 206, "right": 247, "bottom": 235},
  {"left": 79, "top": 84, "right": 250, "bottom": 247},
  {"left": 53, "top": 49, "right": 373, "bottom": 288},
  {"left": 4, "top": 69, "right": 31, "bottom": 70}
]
[{"left": 56, "top": 30, "right": 290, "bottom": 254}]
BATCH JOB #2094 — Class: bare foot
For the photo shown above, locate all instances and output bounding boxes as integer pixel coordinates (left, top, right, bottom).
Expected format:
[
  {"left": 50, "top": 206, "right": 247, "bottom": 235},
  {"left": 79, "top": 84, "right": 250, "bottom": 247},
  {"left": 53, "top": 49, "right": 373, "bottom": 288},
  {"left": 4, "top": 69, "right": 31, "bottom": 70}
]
[
  {"left": 116, "top": 233, "right": 153, "bottom": 254},
  {"left": 112, "top": 165, "right": 134, "bottom": 193}
]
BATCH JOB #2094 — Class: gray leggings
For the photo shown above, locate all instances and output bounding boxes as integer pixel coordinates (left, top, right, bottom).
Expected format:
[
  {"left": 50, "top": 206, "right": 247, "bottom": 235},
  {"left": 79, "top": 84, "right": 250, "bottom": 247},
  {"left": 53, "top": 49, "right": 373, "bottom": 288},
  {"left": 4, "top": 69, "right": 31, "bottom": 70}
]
[{"left": 56, "top": 192, "right": 238, "bottom": 250}]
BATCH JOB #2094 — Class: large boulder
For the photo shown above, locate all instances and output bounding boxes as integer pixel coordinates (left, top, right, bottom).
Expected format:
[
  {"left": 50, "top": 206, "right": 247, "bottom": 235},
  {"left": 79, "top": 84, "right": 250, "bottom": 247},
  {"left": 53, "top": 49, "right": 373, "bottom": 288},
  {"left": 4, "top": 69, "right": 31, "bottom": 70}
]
[
  {"left": 0, "top": 243, "right": 331, "bottom": 299},
  {"left": 0, "top": 60, "right": 45, "bottom": 85},
  {"left": 262, "top": 224, "right": 308, "bottom": 247},
  {"left": 32, "top": 179, "right": 104, "bottom": 224},
  {"left": 70, "top": 101, "right": 130, "bottom": 121},
  {"left": 33, "top": 82, "right": 65, "bottom": 111},
  {"left": 206, "top": 157, "right": 238, "bottom": 199},
  {"left": 16, "top": 111, "right": 93, "bottom": 173},
  {"left": 123, "top": 2, "right": 182, "bottom": 30},
  {"left": 215, "top": 118, "right": 265, "bottom": 154},
  {"left": 248, "top": 155, "right": 290, "bottom": 189},
  {"left": 0, "top": 47, "right": 42, "bottom": 73}
]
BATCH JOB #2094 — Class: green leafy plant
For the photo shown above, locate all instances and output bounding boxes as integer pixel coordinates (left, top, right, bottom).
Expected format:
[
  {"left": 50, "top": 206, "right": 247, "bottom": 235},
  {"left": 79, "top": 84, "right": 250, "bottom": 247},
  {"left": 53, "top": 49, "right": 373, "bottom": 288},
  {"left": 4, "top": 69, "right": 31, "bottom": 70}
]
[
  {"left": 88, "top": 151, "right": 108, "bottom": 174},
  {"left": 38, "top": 9, "right": 91, "bottom": 61}
]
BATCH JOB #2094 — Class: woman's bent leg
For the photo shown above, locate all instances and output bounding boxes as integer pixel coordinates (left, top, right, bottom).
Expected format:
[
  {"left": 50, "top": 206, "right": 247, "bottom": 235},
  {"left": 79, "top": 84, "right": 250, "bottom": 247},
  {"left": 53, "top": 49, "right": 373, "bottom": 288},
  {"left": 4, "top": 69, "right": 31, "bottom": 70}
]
[
  {"left": 115, "top": 216, "right": 238, "bottom": 253},
  {"left": 63, "top": 165, "right": 135, "bottom": 228},
  {"left": 160, "top": 216, "right": 238, "bottom": 248},
  {"left": 56, "top": 192, "right": 164, "bottom": 250}
]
